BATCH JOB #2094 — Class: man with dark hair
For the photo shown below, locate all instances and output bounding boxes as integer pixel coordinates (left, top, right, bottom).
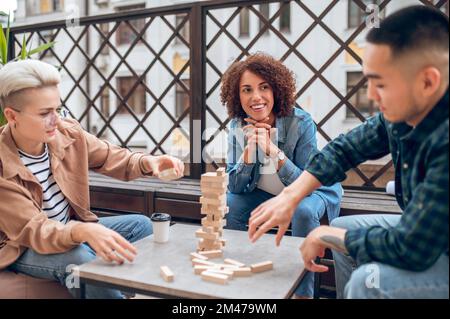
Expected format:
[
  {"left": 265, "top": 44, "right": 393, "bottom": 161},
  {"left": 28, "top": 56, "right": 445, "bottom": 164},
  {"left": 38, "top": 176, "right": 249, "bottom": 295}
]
[{"left": 247, "top": 5, "right": 449, "bottom": 298}]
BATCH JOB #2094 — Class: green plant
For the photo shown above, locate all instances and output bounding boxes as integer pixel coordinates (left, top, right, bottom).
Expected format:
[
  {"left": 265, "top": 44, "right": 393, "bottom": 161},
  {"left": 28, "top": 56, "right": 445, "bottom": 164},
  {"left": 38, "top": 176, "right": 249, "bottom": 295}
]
[{"left": 0, "top": 11, "right": 55, "bottom": 126}]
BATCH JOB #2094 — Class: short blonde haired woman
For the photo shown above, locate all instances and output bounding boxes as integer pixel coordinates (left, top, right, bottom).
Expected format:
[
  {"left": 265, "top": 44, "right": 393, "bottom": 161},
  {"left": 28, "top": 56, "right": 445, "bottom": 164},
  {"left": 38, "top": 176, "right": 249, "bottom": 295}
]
[{"left": 0, "top": 59, "right": 184, "bottom": 298}]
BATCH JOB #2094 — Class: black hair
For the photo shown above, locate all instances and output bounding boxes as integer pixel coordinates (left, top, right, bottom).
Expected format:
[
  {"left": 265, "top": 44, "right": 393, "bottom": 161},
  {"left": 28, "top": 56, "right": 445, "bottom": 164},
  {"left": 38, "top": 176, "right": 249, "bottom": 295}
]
[{"left": 366, "top": 5, "right": 449, "bottom": 58}]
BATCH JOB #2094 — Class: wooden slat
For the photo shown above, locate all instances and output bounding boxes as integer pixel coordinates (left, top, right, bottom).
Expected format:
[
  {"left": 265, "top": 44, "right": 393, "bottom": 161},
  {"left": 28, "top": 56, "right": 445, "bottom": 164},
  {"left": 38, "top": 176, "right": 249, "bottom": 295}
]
[{"left": 88, "top": 172, "right": 403, "bottom": 221}]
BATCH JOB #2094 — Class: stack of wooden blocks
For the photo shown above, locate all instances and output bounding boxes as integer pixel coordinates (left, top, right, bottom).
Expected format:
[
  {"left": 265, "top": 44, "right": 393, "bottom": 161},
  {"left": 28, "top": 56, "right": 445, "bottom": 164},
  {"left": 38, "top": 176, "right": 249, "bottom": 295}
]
[{"left": 196, "top": 167, "right": 229, "bottom": 252}]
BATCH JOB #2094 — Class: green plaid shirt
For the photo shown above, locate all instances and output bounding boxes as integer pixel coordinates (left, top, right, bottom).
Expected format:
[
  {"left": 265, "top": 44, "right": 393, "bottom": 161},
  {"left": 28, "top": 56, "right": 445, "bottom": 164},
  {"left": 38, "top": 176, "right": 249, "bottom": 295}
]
[{"left": 306, "top": 90, "right": 449, "bottom": 271}]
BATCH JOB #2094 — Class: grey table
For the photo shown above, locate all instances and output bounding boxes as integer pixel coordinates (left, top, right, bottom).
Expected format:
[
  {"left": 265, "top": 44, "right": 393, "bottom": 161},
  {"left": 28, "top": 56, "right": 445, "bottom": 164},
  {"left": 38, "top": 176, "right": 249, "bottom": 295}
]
[{"left": 76, "top": 223, "right": 306, "bottom": 299}]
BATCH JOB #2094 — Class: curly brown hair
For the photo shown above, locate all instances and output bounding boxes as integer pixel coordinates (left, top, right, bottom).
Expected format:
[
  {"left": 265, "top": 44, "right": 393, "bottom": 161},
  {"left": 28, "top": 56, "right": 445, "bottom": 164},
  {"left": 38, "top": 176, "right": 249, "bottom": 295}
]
[{"left": 220, "top": 53, "right": 296, "bottom": 119}]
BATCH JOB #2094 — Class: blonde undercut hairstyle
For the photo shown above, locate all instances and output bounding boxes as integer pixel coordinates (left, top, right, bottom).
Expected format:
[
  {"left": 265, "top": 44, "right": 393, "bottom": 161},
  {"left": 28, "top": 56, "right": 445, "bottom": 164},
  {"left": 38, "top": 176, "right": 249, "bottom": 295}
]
[{"left": 0, "top": 59, "right": 61, "bottom": 111}]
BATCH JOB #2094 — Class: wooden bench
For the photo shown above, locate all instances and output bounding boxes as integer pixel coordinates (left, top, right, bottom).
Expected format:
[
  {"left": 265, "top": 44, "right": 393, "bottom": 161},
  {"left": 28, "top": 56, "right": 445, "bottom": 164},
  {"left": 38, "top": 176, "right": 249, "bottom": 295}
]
[{"left": 88, "top": 172, "right": 402, "bottom": 221}]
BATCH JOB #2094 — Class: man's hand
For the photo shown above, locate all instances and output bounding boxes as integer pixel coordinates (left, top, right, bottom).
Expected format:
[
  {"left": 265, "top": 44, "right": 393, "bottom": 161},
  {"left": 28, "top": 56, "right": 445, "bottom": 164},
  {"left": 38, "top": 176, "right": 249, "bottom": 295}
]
[
  {"left": 248, "top": 171, "right": 323, "bottom": 246},
  {"left": 143, "top": 155, "right": 184, "bottom": 179},
  {"left": 71, "top": 223, "right": 137, "bottom": 264},
  {"left": 248, "top": 190, "right": 298, "bottom": 246},
  {"left": 300, "top": 226, "right": 348, "bottom": 272}
]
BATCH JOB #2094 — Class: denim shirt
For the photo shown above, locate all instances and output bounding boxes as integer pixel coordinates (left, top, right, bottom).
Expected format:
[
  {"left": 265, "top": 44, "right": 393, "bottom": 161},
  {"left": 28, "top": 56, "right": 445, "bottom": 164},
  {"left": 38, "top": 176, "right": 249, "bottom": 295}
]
[{"left": 226, "top": 107, "right": 343, "bottom": 221}]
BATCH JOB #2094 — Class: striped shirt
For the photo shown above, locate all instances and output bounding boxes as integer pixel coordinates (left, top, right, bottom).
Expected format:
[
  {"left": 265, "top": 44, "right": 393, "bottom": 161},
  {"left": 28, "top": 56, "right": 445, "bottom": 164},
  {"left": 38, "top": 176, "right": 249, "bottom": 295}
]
[{"left": 19, "top": 145, "right": 71, "bottom": 224}]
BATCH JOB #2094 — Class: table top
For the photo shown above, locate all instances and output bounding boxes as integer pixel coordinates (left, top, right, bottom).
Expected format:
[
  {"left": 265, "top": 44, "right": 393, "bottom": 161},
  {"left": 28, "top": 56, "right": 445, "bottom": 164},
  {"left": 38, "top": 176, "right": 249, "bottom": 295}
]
[{"left": 77, "top": 223, "right": 306, "bottom": 299}]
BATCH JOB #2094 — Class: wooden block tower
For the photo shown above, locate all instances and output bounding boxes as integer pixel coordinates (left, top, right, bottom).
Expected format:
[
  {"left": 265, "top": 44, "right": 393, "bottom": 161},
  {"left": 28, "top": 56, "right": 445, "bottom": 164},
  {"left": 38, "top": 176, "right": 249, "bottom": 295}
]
[{"left": 196, "top": 167, "right": 229, "bottom": 252}]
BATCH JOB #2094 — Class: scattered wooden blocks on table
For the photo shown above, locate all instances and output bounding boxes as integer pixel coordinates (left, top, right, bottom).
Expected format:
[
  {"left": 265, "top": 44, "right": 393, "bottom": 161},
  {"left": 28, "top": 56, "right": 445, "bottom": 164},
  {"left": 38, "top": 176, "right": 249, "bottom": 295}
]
[
  {"left": 198, "top": 250, "right": 223, "bottom": 259},
  {"left": 158, "top": 168, "right": 180, "bottom": 181},
  {"left": 250, "top": 261, "right": 273, "bottom": 273},
  {"left": 160, "top": 266, "right": 174, "bottom": 282},
  {"left": 224, "top": 258, "right": 246, "bottom": 268},
  {"left": 201, "top": 271, "right": 229, "bottom": 285},
  {"left": 232, "top": 267, "right": 252, "bottom": 277}
]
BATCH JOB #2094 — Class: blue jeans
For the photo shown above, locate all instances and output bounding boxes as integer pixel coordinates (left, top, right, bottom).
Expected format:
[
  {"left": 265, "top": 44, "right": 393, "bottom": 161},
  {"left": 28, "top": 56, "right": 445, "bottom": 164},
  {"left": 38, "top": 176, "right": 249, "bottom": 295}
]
[
  {"left": 8, "top": 214, "right": 153, "bottom": 299},
  {"left": 226, "top": 189, "right": 328, "bottom": 297},
  {"left": 331, "top": 215, "right": 449, "bottom": 299}
]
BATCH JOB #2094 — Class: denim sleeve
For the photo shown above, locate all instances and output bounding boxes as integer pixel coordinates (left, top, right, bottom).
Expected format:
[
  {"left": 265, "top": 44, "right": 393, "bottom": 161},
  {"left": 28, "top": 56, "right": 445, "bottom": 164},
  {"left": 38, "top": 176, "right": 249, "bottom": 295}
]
[
  {"left": 278, "top": 116, "right": 317, "bottom": 186},
  {"left": 226, "top": 123, "right": 257, "bottom": 193},
  {"left": 306, "top": 113, "right": 391, "bottom": 186}
]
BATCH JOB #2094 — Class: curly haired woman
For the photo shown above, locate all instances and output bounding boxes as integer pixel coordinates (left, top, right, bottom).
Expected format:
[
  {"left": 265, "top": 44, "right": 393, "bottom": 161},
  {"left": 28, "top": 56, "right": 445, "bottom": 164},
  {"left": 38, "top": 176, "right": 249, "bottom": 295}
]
[{"left": 221, "top": 53, "right": 343, "bottom": 298}]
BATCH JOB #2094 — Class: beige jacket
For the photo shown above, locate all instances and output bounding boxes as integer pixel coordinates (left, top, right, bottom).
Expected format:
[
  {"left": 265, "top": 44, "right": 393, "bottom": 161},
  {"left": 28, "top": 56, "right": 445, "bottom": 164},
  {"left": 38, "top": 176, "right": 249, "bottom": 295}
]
[{"left": 0, "top": 119, "right": 151, "bottom": 269}]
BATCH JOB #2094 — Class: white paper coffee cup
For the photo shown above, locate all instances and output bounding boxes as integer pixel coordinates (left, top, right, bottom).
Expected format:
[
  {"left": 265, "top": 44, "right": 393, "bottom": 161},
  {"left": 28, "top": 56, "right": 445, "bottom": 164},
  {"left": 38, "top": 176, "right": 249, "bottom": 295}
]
[{"left": 151, "top": 213, "right": 171, "bottom": 243}]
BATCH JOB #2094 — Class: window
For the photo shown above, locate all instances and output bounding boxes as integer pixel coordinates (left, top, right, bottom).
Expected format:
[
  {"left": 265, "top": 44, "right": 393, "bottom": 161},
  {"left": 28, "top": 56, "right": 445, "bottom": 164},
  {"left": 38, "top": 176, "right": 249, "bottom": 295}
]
[
  {"left": 175, "top": 14, "right": 190, "bottom": 45},
  {"left": 53, "top": 0, "right": 64, "bottom": 11},
  {"left": 259, "top": 4, "right": 270, "bottom": 35},
  {"left": 175, "top": 79, "right": 190, "bottom": 118},
  {"left": 99, "top": 23, "right": 110, "bottom": 55},
  {"left": 239, "top": 7, "right": 250, "bottom": 37},
  {"left": 100, "top": 87, "right": 110, "bottom": 117},
  {"left": 279, "top": 2, "right": 291, "bottom": 33},
  {"left": 26, "top": 0, "right": 64, "bottom": 15},
  {"left": 117, "top": 76, "right": 146, "bottom": 115},
  {"left": 346, "top": 72, "right": 375, "bottom": 119},
  {"left": 116, "top": 4, "right": 146, "bottom": 46},
  {"left": 348, "top": 0, "right": 383, "bottom": 29}
]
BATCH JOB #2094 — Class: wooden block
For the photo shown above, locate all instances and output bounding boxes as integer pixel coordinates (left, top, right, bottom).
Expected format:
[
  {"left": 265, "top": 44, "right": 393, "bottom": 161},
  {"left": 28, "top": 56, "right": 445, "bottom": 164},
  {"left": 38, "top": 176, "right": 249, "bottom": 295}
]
[
  {"left": 198, "top": 250, "right": 223, "bottom": 259},
  {"left": 197, "top": 239, "right": 223, "bottom": 251},
  {"left": 224, "top": 258, "right": 245, "bottom": 267},
  {"left": 192, "top": 258, "right": 216, "bottom": 267},
  {"left": 203, "top": 193, "right": 226, "bottom": 201},
  {"left": 214, "top": 263, "right": 239, "bottom": 270},
  {"left": 190, "top": 252, "right": 208, "bottom": 260},
  {"left": 216, "top": 167, "right": 226, "bottom": 176},
  {"left": 202, "top": 191, "right": 226, "bottom": 199},
  {"left": 232, "top": 267, "right": 252, "bottom": 277},
  {"left": 200, "top": 182, "right": 227, "bottom": 192},
  {"left": 158, "top": 168, "right": 180, "bottom": 181},
  {"left": 201, "top": 271, "right": 229, "bottom": 285},
  {"left": 220, "top": 238, "right": 227, "bottom": 247},
  {"left": 200, "top": 196, "right": 226, "bottom": 207},
  {"left": 201, "top": 172, "right": 228, "bottom": 183},
  {"left": 207, "top": 267, "right": 234, "bottom": 279},
  {"left": 160, "top": 266, "right": 174, "bottom": 282},
  {"left": 195, "top": 229, "right": 219, "bottom": 240},
  {"left": 202, "top": 226, "right": 214, "bottom": 234},
  {"left": 202, "top": 217, "right": 227, "bottom": 228},
  {"left": 193, "top": 265, "right": 216, "bottom": 275},
  {"left": 201, "top": 205, "right": 228, "bottom": 217},
  {"left": 250, "top": 261, "right": 273, "bottom": 273}
]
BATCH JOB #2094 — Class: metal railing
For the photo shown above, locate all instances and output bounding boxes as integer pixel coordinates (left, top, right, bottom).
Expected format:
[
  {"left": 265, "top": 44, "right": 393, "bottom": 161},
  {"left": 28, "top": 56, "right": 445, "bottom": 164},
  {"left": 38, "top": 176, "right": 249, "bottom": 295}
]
[{"left": 8, "top": 0, "right": 448, "bottom": 188}]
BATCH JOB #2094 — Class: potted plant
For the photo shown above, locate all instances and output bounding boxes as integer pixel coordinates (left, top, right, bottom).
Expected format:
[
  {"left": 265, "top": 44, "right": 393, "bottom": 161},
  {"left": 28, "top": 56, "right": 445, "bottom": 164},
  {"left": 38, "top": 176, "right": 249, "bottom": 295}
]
[{"left": 0, "top": 11, "right": 55, "bottom": 126}]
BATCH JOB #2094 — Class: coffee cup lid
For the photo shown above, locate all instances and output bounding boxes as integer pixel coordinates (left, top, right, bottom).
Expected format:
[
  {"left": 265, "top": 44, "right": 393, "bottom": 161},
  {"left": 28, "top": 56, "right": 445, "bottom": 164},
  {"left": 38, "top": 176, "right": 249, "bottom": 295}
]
[{"left": 150, "top": 213, "right": 171, "bottom": 222}]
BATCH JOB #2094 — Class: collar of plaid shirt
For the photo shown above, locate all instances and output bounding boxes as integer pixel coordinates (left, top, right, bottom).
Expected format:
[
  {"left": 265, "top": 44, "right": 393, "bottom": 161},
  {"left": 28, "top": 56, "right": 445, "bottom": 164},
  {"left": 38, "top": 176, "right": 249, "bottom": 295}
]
[{"left": 391, "top": 88, "right": 449, "bottom": 142}]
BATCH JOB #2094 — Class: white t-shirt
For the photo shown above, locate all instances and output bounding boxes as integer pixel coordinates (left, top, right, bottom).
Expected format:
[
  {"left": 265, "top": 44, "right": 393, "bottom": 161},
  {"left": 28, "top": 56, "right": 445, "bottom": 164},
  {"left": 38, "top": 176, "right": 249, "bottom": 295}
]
[
  {"left": 19, "top": 145, "right": 71, "bottom": 224},
  {"left": 257, "top": 156, "right": 285, "bottom": 195}
]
